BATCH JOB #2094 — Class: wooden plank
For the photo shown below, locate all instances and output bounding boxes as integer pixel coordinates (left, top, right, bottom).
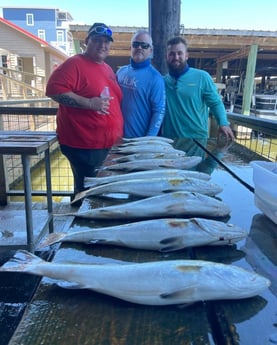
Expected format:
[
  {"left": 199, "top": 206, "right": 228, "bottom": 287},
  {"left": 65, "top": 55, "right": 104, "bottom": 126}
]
[{"left": 8, "top": 244, "right": 216, "bottom": 345}]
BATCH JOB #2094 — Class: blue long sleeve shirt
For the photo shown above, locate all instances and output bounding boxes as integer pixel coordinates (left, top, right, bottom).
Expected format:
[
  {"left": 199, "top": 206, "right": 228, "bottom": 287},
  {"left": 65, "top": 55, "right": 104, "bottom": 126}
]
[{"left": 116, "top": 58, "right": 165, "bottom": 138}]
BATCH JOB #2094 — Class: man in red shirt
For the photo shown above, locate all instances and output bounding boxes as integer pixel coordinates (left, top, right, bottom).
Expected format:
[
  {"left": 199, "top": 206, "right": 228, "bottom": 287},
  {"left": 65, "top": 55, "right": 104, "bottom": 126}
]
[{"left": 46, "top": 23, "right": 123, "bottom": 204}]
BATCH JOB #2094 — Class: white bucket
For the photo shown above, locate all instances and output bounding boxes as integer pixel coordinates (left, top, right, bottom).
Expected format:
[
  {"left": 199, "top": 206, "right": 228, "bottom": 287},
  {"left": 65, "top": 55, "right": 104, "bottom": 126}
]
[{"left": 250, "top": 160, "right": 277, "bottom": 224}]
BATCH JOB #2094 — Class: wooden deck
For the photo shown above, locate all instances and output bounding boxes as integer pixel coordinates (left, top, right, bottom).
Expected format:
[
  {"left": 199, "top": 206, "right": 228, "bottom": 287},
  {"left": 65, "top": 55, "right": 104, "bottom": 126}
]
[{"left": 0, "top": 138, "right": 276, "bottom": 345}]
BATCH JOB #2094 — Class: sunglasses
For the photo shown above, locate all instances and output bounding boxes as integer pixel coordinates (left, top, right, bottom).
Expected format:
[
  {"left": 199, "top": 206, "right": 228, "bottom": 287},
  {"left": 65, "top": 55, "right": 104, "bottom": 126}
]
[
  {"left": 89, "top": 26, "right": 113, "bottom": 37},
  {"left": 132, "top": 41, "right": 151, "bottom": 49}
]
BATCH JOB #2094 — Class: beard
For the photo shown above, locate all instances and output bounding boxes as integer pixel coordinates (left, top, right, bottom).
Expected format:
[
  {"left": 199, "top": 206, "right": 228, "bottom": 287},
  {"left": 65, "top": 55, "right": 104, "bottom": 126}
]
[{"left": 167, "top": 60, "right": 187, "bottom": 76}]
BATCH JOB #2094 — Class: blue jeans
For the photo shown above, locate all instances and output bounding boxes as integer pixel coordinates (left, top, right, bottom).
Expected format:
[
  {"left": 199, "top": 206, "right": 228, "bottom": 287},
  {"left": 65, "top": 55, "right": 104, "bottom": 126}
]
[{"left": 60, "top": 144, "right": 109, "bottom": 195}]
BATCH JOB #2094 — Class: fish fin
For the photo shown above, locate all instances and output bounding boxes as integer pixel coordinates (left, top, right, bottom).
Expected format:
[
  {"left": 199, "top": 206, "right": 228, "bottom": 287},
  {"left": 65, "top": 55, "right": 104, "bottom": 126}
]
[
  {"left": 160, "top": 287, "right": 196, "bottom": 300},
  {"left": 111, "top": 157, "right": 129, "bottom": 163},
  {"left": 177, "top": 302, "right": 196, "bottom": 309},
  {"left": 162, "top": 189, "right": 178, "bottom": 194},
  {"left": 70, "top": 190, "right": 88, "bottom": 205},
  {"left": 53, "top": 212, "right": 77, "bottom": 217},
  {"left": 37, "top": 233, "right": 67, "bottom": 249},
  {"left": 88, "top": 239, "right": 107, "bottom": 244},
  {"left": 56, "top": 281, "right": 89, "bottom": 289},
  {"left": 0, "top": 250, "right": 44, "bottom": 272},
  {"left": 166, "top": 202, "right": 186, "bottom": 213},
  {"left": 159, "top": 237, "right": 185, "bottom": 252}
]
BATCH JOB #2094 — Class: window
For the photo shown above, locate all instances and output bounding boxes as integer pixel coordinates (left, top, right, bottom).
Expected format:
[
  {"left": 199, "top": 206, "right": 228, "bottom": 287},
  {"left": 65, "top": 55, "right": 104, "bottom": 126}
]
[
  {"left": 57, "top": 31, "right": 64, "bottom": 43},
  {"left": 57, "top": 12, "right": 67, "bottom": 20},
  {"left": 26, "top": 13, "right": 34, "bottom": 26},
  {"left": 38, "top": 30, "right": 46, "bottom": 41},
  {"left": 17, "top": 57, "right": 23, "bottom": 72}
]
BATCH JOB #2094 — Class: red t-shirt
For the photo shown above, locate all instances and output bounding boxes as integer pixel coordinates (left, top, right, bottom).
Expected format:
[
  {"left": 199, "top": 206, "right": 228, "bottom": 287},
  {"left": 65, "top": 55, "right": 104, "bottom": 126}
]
[{"left": 46, "top": 54, "right": 123, "bottom": 149}]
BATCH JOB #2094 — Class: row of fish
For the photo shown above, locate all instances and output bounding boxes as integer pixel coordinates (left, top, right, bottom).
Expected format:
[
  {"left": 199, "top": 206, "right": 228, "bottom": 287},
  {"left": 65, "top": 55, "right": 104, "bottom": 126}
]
[
  {"left": 107, "top": 137, "right": 202, "bottom": 171},
  {"left": 0, "top": 136, "right": 270, "bottom": 306}
]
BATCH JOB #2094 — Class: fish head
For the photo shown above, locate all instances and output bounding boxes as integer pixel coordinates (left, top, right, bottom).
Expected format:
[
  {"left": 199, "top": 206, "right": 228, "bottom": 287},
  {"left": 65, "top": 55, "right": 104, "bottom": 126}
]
[
  {"left": 191, "top": 218, "right": 248, "bottom": 245},
  {"left": 172, "top": 192, "right": 231, "bottom": 217},
  {"left": 199, "top": 262, "right": 271, "bottom": 300}
]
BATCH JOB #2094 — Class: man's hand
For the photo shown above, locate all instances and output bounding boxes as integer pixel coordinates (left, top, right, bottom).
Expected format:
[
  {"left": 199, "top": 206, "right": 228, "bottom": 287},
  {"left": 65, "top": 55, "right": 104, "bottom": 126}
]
[{"left": 218, "top": 125, "right": 235, "bottom": 141}]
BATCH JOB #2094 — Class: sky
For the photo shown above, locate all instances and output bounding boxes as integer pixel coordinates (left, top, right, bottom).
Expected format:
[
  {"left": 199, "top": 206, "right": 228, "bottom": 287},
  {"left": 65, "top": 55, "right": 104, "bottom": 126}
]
[{"left": 2, "top": 0, "right": 277, "bottom": 31}]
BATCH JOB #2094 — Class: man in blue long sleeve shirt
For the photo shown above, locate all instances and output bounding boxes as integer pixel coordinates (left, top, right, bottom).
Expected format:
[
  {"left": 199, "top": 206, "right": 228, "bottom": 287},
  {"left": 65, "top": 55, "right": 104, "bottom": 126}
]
[{"left": 116, "top": 30, "right": 165, "bottom": 138}]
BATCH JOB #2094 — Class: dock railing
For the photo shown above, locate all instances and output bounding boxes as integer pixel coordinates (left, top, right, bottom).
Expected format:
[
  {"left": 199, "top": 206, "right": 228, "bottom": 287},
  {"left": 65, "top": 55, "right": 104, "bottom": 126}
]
[
  {"left": 0, "top": 106, "right": 276, "bottom": 204},
  {"left": 227, "top": 112, "right": 277, "bottom": 162},
  {"left": 0, "top": 105, "right": 73, "bottom": 204}
]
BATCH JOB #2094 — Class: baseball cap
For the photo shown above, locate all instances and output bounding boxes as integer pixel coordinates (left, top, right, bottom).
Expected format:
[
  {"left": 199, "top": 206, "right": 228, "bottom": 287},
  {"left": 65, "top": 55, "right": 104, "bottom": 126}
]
[{"left": 87, "top": 23, "right": 113, "bottom": 42}]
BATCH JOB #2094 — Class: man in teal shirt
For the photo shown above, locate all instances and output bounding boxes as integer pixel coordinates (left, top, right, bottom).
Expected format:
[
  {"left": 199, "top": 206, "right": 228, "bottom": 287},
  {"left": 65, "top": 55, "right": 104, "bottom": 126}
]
[{"left": 162, "top": 36, "right": 234, "bottom": 140}]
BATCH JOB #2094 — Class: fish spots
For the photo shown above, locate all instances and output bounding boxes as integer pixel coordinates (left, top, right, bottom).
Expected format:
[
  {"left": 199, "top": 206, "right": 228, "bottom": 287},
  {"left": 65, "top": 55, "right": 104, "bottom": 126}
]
[
  {"left": 169, "top": 178, "right": 185, "bottom": 186},
  {"left": 168, "top": 220, "right": 186, "bottom": 228},
  {"left": 176, "top": 265, "right": 201, "bottom": 272}
]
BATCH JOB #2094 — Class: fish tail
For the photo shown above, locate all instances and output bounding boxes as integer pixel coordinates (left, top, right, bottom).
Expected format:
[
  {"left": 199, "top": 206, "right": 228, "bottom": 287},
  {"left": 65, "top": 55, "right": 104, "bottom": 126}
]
[
  {"left": 53, "top": 212, "right": 77, "bottom": 217},
  {"left": 70, "top": 190, "right": 88, "bottom": 205},
  {"left": 0, "top": 250, "right": 44, "bottom": 273},
  {"left": 38, "top": 233, "right": 67, "bottom": 249}
]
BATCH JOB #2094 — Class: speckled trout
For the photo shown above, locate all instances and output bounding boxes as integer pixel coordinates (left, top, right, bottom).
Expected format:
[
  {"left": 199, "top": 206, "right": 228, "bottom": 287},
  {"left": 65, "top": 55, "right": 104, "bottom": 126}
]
[
  {"left": 63, "top": 191, "right": 231, "bottom": 219},
  {"left": 101, "top": 156, "right": 202, "bottom": 172},
  {"left": 0, "top": 250, "right": 270, "bottom": 306},
  {"left": 39, "top": 218, "right": 247, "bottom": 251},
  {"left": 84, "top": 169, "right": 211, "bottom": 188},
  {"left": 72, "top": 177, "right": 222, "bottom": 204}
]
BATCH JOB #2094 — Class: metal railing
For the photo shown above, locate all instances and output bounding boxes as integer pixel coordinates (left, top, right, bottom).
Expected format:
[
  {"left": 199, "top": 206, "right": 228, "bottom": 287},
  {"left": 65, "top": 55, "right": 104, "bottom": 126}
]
[
  {"left": 0, "top": 106, "right": 73, "bottom": 203},
  {"left": 227, "top": 112, "right": 277, "bottom": 162},
  {"left": 0, "top": 107, "right": 276, "bottom": 203}
]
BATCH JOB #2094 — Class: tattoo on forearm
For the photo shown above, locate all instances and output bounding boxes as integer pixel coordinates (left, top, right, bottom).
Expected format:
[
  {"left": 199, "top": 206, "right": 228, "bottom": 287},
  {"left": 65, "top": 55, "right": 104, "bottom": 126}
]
[{"left": 53, "top": 95, "right": 80, "bottom": 107}]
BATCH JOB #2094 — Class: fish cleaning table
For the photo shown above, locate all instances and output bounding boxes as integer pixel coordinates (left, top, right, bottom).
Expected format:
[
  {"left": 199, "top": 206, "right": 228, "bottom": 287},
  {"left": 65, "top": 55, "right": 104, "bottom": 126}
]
[
  {"left": 0, "top": 131, "right": 57, "bottom": 252},
  {"left": 5, "top": 138, "right": 277, "bottom": 345}
]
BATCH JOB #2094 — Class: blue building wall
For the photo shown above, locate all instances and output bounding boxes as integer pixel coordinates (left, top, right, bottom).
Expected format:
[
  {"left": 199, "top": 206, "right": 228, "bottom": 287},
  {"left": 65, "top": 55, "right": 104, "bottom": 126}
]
[{"left": 2, "top": 8, "right": 64, "bottom": 44}]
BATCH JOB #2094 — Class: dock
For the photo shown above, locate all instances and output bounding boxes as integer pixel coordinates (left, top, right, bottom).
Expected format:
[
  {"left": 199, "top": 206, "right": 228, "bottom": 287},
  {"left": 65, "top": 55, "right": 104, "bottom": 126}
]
[{"left": 0, "top": 137, "right": 276, "bottom": 345}]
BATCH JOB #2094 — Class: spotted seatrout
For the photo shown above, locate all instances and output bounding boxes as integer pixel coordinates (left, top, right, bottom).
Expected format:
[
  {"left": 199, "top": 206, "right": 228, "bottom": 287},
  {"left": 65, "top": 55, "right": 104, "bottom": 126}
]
[
  {"left": 39, "top": 218, "right": 247, "bottom": 251},
  {"left": 0, "top": 250, "right": 270, "bottom": 306},
  {"left": 84, "top": 169, "right": 211, "bottom": 188},
  {"left": 64, "top": 191, "right": 231, "bottom": 219},
  {"left": 72, "top": 177, "right": 222, "bottom": 204}
]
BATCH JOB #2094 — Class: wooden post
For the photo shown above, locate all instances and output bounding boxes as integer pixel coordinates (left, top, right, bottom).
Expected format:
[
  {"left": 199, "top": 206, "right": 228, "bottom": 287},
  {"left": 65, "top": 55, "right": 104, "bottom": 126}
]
[
  {"left": 149, "top": 0, "right": 181, "bottom": 74},
  {"left": 242, "top": 44, "right": 258, "bottom": 115},
  {"left": 0, "top": 155, "right": 8, "bottom": 205},
  {"left": 216, "top": 62, "right": 223, "bottom": 83}
]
